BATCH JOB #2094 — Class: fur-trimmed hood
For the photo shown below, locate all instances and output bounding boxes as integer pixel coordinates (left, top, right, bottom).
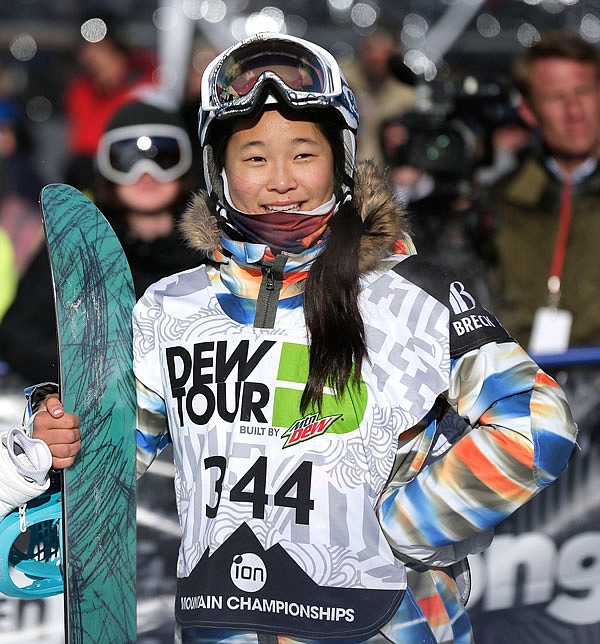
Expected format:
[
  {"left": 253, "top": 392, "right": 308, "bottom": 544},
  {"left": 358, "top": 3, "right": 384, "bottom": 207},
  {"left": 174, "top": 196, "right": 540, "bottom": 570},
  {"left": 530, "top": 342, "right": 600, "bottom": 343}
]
[{"left": 180, "top": 159, "right": 411, "bottom": 274}]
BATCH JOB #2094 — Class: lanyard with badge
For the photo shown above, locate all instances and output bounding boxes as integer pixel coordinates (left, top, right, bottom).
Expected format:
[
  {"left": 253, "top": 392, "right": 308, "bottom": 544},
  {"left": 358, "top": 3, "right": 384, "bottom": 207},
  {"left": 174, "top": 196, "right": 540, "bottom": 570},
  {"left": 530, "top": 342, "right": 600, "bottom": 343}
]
[{"left": 528, "top": 181, "right": 573, "bottom": 354}]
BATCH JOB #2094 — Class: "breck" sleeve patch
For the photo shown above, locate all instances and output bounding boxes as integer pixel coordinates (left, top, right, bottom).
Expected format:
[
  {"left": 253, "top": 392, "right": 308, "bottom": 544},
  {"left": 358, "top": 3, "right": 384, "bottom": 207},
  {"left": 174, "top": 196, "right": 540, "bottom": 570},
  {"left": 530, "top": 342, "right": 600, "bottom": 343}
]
[{"left": 392, "top": 255, "right": 513, "bottom": 358}]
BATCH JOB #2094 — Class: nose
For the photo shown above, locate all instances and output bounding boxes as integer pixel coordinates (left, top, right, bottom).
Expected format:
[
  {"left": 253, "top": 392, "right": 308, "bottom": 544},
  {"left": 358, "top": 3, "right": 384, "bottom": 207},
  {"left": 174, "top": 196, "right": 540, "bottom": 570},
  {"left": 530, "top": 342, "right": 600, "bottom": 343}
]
[
  {"left": 564, "top": 93, "right": 585, "bottom": 119},
  {"left": 267, "top": 162, "right": 297, "bottom": 193}
]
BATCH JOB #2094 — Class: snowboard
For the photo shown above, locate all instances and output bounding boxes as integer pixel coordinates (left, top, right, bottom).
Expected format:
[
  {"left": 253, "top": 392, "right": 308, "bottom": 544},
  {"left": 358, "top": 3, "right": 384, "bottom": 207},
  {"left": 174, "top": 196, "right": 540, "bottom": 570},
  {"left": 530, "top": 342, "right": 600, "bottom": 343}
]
[{"left": 40, "top": 183, "right": 137, "bottom": 643}]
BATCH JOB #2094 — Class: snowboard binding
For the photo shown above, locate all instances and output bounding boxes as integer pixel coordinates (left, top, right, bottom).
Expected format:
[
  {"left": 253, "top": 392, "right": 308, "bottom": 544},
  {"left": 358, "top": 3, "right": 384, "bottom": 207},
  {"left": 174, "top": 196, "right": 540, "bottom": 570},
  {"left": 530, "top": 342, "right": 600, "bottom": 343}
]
[{"left": 0, "top": 489, "right": 63, "bottom": 598}]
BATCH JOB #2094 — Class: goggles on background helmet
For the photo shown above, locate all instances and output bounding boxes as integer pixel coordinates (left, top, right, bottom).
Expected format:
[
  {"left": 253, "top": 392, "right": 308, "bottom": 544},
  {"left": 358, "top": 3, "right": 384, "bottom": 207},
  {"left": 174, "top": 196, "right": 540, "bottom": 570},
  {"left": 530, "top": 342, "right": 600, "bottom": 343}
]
[
  {"left": 199, "top": 33, "right": 359, "bottom": 145},
  {"left": 96, "top": 124, "right": 192, "bottom": 184}
]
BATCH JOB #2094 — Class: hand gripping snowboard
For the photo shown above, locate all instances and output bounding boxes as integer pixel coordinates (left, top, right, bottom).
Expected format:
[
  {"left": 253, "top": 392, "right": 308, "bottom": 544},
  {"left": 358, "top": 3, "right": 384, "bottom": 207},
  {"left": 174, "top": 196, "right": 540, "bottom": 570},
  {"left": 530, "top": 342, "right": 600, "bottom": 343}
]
[{"left": 41, "top": 184, "right": 137, "bottom": 643}]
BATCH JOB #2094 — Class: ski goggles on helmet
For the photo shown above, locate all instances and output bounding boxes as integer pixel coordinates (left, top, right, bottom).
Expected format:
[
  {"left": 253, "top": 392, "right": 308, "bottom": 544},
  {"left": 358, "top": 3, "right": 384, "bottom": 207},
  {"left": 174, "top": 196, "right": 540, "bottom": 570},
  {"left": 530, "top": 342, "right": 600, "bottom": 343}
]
[
  {"left": 199, "top": 33, "right": 358, "bottom": 144},
  {"left": 96, "top": 124, "right": 192, "bottom": 184}
]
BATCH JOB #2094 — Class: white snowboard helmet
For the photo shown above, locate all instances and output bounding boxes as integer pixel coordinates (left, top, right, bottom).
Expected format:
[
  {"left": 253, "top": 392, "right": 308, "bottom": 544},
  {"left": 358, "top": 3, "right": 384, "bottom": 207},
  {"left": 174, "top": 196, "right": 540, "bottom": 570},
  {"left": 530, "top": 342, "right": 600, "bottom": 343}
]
[{"left": 198, "top": 32, "right": 359, "bottom": 204}]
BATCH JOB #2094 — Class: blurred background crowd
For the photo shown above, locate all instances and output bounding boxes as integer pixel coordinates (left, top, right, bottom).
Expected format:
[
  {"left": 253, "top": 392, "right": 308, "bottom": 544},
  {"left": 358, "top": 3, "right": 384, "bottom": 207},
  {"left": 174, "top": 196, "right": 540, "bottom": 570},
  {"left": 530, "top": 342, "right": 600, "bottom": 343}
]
[
  {"left": 2, "top": 0, "right": 600, "bottom": 385},
  {"left": 1, "top": 1, "right": 600, "bottom": 643}
]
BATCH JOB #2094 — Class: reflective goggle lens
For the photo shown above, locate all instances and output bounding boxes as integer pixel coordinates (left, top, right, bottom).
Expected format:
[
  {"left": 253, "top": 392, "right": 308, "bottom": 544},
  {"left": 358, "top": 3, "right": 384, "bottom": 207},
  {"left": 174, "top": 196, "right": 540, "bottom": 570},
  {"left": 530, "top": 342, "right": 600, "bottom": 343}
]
[
  {"left": 97, "top": 124, "right": 192, "bottom": 183},
  {"left": 213, "top": 41, "right": 330, "bottom": 104},
  {"left": 109, "top": 135, "right": 182, "bottom": 173}
]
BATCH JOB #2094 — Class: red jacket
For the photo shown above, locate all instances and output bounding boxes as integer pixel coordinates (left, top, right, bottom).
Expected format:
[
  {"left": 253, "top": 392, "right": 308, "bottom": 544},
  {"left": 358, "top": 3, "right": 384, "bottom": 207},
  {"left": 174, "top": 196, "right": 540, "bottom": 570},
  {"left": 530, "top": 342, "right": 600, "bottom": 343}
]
[{"left": 63, "top": 49, "right": 157, "bottom": 156}]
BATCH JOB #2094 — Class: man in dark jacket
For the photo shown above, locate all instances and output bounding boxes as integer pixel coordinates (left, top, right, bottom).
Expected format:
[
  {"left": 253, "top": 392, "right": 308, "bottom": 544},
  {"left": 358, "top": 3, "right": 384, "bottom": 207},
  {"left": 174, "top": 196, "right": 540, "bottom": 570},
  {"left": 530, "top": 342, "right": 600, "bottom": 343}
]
[{"left": 489, "top": 30, "right": 600, "bottom": 351}]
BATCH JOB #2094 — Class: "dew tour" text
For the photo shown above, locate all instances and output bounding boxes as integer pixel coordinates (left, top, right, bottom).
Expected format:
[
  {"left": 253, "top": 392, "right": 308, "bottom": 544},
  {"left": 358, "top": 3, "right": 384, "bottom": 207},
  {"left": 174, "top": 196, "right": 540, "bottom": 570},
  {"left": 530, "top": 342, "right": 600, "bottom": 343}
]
[{"left": 166, "top": 340, "right": 276, "bottom": 425}]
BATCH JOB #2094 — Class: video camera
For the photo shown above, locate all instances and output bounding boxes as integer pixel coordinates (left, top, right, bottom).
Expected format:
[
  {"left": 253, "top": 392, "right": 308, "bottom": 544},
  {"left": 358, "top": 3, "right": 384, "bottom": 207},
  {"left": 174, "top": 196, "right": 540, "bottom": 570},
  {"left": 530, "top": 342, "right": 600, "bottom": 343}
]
[{"left": 385, "top": 53, "right": 515, "bottom": 177}]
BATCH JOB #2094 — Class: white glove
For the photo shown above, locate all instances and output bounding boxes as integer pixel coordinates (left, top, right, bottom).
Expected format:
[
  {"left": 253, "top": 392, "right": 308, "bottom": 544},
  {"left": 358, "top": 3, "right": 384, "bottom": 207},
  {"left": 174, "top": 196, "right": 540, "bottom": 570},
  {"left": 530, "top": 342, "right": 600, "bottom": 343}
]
[
  {"left": 0, "top": 428, "right": 52, "bottom": 520},
  {"left": 5, "top": 427, "right": 53, "bottom": 485}
]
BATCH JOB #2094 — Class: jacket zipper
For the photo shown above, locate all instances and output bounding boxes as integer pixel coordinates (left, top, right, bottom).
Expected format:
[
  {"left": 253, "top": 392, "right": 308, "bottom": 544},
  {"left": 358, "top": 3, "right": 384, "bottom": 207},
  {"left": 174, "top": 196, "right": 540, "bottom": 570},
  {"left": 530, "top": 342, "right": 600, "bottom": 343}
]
[{"left": 254, "top": 255, "right": 287, "bottom": 328}]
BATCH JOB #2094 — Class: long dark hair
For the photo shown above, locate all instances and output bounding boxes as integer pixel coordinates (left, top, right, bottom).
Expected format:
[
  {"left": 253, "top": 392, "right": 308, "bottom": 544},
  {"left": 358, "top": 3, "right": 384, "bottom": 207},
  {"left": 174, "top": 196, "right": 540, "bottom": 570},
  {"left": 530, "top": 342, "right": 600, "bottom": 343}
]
[
  {"left": 212, "top": 105, "right": 366, "bottom": 414},
  {"left": 301, "top": 198, "right": 366, "bottom": 413},
  {"left": 290, "top": 110, "right": 367, "bottom": 414}
]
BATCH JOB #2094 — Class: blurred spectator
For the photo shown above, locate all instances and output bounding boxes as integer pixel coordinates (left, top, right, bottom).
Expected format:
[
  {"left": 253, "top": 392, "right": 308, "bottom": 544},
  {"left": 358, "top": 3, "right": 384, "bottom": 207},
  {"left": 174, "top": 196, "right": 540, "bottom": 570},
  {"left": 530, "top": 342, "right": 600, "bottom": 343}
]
[
  {"left": 0, "top": 98, "right": 44, "bottom": 202},
  {"left": 381, "top": 111, "right": 496, "bottom": 308},
  {"left": 343, "top": 24, "right": 415, "bottom": 165},
  {"left": 0, "top": 225, "right": 17, "bottom": 321},
  {"left": 62, "top": 16, "right": 158, "bottom": 192},
  {"left": 0, "top": 98, "right": 204, "bottom": 384},
  {"left": 488, "top": 30, "right": 600, "bottom": 351},
  {"left": 94, "top": 99, "right": 204, "bottom": 296},
  {"left": 180, "top": 39, "right": 219, "bottom": 185},
  {"left": 0, "top": 100, "right": 45, "bottom": 313}
]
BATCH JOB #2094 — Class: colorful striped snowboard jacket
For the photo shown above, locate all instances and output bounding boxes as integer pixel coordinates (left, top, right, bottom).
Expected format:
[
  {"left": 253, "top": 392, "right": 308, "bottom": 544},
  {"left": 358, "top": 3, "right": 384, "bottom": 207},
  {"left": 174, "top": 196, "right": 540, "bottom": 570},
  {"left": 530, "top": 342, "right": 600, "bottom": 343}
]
[{"left": 133, "top": 161, "right": 577, "bottom": 644}]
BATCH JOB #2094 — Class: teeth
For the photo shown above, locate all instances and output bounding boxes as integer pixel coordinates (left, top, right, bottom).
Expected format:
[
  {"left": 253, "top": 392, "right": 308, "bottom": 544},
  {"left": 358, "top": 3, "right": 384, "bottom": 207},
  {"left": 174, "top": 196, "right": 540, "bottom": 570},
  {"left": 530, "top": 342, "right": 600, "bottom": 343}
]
[{"left": 265, "top": 203, "right": 300, "bottom": 212}]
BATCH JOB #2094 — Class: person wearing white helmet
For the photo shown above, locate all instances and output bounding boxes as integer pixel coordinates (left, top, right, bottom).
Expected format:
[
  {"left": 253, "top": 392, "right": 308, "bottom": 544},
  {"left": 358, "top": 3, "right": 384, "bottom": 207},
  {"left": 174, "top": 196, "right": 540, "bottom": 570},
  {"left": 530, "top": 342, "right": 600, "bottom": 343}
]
[{"left": 34, "top": 32, "right": 576, "bottom": 643}]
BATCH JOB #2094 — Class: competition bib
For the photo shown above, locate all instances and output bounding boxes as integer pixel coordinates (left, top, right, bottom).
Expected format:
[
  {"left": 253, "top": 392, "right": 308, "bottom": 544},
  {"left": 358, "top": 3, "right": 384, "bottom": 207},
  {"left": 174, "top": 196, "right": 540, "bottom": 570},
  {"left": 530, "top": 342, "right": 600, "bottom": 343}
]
[{"left": 163, "top": 336, "right": 407, "bottom": 638}]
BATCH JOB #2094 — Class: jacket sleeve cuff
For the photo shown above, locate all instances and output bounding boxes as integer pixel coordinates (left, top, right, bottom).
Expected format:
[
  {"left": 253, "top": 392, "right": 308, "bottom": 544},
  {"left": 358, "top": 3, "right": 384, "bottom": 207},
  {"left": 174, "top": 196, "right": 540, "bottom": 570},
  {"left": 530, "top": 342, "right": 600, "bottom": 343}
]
[
  {"left": 388, "top": 529, "right": 494, "bottom": 567},
  {"left": 4, "top": 427, "right": 53, "bottom": 486},
  {"left": 0, "top": 431, "right": 51, "bottom": 520}
]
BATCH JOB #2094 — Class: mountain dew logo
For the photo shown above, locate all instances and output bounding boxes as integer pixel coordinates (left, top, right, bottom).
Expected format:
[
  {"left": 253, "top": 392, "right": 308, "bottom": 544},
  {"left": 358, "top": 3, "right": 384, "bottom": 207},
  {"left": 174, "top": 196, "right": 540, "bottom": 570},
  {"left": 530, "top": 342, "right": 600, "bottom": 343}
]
[
  {"left": 281, "top": 413, "right": 342, "bottom": 448},
  {"left": 272, "top": 342, "right": 368, "bottom": 437}
]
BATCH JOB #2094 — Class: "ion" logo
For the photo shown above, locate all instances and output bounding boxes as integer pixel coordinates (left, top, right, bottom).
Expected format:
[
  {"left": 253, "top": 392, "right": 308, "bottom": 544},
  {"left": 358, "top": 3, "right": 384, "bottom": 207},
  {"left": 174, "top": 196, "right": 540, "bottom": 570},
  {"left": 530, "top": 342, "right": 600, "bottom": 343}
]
[{"left": 230, "top": 553, "right": 267, "bottom": 592}]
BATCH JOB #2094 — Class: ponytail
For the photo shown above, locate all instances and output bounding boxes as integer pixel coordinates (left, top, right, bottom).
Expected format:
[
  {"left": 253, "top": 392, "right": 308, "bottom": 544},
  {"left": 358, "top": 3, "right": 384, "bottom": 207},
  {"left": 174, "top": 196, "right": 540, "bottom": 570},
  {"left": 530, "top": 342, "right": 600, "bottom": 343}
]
[{"left": 301, "top": 200, "right": 367, "bottom": 413}]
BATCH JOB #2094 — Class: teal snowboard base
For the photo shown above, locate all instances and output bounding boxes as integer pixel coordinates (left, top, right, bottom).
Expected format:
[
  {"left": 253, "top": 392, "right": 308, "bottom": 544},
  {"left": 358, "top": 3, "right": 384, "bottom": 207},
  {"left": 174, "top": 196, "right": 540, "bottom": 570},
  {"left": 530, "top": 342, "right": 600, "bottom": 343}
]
[{"left": 40, "top": 183, "right": 137, "bottom": 643}]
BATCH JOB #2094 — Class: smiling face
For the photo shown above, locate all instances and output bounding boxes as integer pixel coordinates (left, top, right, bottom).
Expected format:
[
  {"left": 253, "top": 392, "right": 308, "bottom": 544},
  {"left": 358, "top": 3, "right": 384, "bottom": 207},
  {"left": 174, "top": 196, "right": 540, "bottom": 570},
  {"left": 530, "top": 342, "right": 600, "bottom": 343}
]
[
  {"left": 223, "top": 108, "right": 335, "bottom": 214},
  {"left": 519, "top": 57, "right": 600, "bottom": 172}
]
